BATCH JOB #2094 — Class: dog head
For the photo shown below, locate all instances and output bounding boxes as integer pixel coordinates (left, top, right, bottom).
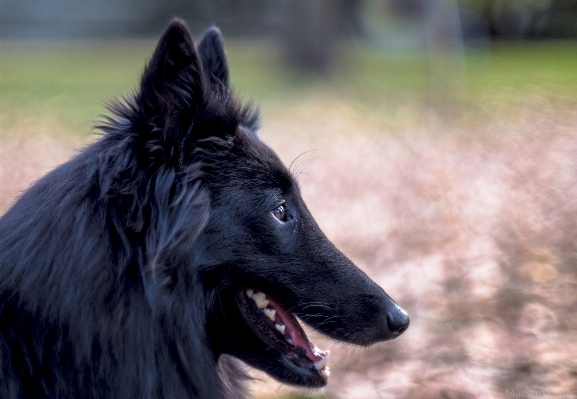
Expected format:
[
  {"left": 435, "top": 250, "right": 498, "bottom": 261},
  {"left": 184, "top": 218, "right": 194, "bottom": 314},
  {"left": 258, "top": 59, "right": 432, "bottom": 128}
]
[{"left": 107, "top": 19, "right": 409, "bottom": 389}]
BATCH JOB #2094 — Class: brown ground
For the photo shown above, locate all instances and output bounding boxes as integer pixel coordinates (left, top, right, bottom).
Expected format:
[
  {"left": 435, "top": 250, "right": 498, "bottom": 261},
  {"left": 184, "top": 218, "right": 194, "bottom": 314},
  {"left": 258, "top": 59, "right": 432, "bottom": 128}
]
[{"left": 1, "top": 98, "right": 576, "bottom": 398}]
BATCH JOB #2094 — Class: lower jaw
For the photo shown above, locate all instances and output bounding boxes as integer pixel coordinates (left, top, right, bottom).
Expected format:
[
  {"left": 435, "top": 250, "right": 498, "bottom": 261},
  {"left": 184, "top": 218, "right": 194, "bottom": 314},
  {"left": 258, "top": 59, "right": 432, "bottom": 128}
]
[
  {"left": 235, "top": 290, "right": 330, "bottom": 386},
  {"left": 279, "top": 355, "right": 327, "bottom": 387}
]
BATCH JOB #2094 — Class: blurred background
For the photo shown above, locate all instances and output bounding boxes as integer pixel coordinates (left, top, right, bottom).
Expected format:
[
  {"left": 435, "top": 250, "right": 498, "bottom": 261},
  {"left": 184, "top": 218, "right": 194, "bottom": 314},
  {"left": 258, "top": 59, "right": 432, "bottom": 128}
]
[{"left": 1, "top": 0, "right": 577, "bottom": 398}]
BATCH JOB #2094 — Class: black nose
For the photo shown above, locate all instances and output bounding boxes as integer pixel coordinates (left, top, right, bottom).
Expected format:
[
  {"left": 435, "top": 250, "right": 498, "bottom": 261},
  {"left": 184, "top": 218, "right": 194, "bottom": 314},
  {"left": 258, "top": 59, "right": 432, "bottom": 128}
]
[{"left": 386, "top": 305, "right": 410, "bottom": 337}]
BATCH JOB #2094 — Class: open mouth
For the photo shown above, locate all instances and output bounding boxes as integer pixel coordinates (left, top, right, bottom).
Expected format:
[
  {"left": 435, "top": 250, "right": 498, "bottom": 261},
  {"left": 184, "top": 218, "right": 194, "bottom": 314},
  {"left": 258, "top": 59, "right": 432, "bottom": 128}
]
[{"left": 237, "top": 288, "right": 330, "bottom": 382}]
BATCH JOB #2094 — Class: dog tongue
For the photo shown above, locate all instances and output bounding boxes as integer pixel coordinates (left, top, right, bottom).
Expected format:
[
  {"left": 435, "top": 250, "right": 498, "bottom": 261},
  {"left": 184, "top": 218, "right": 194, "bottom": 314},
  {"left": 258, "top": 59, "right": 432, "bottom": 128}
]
[{"left": 266, "top": 297, "right": 326, "bottom": 363}]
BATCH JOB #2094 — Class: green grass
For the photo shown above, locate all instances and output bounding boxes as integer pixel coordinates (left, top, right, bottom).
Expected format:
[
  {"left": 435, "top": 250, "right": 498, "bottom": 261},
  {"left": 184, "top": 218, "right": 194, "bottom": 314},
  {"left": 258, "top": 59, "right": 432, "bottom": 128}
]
[
  {"left": 1, "top": 39, "right": 576, "bottom": 137},
  {"left": 0, "top": 41, "right": 153, "bottom": 136},
  {"left": 468, "top": 42, "right": 577, "bottom": 92}
]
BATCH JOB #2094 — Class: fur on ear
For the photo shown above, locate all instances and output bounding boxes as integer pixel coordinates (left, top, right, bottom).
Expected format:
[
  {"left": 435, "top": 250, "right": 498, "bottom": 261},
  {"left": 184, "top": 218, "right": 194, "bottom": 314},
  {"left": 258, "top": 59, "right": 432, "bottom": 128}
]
[
  {"left": 137, "top": 18, "right": 204, "bottom": 141},
  {"left": 198, "top": 26, "right": 230, "bottom": 91},
  {"left": 197, "top": 26, "right": 261, "bottom": 138},
  {"left": 96, "top": 20, "right": 261, "bottom": 234}
]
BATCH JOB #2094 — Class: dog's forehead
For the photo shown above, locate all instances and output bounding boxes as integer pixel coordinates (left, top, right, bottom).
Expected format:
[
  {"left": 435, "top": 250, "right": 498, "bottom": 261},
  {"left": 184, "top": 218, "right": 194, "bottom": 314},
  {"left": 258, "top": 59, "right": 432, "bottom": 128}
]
[{"left": 233, "top": 130, "right": 294, "bottom": 189}]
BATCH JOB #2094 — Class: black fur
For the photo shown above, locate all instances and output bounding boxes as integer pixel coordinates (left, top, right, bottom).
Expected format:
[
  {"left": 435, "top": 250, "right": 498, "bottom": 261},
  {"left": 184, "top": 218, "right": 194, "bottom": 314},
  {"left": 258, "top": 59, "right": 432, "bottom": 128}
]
[{"left": 0, "top": 19, "right": 409, "bottom": 398}]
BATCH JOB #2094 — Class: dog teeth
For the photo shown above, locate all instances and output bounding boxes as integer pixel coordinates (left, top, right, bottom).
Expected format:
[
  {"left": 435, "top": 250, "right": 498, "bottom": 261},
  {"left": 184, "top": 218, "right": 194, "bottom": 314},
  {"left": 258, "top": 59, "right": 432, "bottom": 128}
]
[
  {"left": 314, "top": 353, "right": 330, "bottom": 370},
  {"left": 320, "top": 367, "right": 330, "bottom": 378},
  {"left": 250, "top": 291, "right": 269, "bottom": 309},
  {"left": 275, "top": 324, "right": 286, "bottom": 335},
  {"left": 263, "top": 308, "right": 276, "bottom": 321},
  {"left": 246, "top": 289, "right": 269, "bottom": 309},
  {"left": 313, "top": 347, "right": 328, "bottom": 357}
]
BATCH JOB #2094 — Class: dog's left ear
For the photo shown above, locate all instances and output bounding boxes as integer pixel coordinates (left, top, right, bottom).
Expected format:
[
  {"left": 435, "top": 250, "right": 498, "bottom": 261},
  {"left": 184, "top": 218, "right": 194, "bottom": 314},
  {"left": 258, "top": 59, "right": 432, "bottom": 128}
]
[
  {"left": 197, "top": 26, "right": 261, "bottom": 138},
  {"left": 198, "top": 26, "right": 230, "bottom": 91}
]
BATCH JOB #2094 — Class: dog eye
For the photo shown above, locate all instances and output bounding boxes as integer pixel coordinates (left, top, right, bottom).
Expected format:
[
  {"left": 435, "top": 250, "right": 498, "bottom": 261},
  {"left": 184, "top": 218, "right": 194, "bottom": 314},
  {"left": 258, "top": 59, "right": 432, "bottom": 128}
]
[{"left": 272, "top": 204, "right": 287, "bottom": 222}]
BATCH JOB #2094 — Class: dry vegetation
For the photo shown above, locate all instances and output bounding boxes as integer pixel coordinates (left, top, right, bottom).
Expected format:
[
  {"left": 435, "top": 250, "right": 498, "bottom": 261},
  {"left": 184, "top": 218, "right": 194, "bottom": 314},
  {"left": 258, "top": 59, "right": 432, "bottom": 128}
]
[
  {"left": 2, "top": 84, "right": 577, "bottom": 399},
  {"left": 254, "top": 97, "right": 577, "bottom": 398}
]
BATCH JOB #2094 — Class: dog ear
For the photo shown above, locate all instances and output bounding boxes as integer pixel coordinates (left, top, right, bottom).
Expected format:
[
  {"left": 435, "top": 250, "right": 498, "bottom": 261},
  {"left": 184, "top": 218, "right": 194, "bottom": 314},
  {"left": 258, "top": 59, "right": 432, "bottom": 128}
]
[
  {"left": 198, "top": 26, "right": 230, "bottom": 91},
  {"left": 137, "top": 18, "right": 204, "bottom": 134}
]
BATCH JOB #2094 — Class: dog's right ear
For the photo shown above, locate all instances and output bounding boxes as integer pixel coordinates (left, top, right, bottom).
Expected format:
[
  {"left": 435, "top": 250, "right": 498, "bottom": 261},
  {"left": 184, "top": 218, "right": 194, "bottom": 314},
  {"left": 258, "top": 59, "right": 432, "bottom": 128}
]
[
  {"left": 198, "top": 26, "right": 230, "bottom": 91},
  {"left": 137, "top": 18, "right": 204, "bottom": 135}
]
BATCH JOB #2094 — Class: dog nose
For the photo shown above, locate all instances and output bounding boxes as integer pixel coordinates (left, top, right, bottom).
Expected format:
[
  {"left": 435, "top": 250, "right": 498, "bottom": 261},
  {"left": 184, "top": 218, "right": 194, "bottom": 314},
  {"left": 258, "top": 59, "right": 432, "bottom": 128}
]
[{"left": 386, "top": 305, "right": 410, "bottom": 337}]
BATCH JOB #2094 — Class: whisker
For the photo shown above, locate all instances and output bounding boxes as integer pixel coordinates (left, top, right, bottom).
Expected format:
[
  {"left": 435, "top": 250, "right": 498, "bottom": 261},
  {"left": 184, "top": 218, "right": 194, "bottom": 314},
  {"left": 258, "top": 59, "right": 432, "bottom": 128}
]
[
  {"left": 289, "top": 150, "right": 316, "bottom": 174},
  {"left": 219, "top": 295, "right": 235, "bottom": 334},
  {"left": 294, "top": 156, "right": 321, "bottom": 180}
]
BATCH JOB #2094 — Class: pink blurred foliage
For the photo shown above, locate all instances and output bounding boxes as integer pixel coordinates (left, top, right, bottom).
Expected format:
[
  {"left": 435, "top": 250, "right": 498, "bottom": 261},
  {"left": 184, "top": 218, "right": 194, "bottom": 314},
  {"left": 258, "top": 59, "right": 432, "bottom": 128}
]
[
  {"left": 2, "top": 102, "right": 577, "bottom": 398},
  {"left": 286, "top": 106, "right": 577, "bottom": 398},
  {"left": 0, "top": 136, "right": 75, "bottom": 213}
]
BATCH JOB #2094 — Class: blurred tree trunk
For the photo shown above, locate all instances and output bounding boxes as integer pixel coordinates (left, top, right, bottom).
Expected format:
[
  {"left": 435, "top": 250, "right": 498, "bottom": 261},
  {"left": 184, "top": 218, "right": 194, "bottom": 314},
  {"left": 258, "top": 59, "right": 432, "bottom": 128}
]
[
  {"left": 424, "top": 0, "right": 466, "bottom": 107},
  {"left": 280, "top": 0, "right": 360, "bottom": 72}
]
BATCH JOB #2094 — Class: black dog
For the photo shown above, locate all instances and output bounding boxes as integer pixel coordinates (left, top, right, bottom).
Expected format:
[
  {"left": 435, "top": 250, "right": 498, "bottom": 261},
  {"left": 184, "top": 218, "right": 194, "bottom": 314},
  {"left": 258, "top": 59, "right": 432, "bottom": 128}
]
[{"left": 0, "top": 19, "right": 409, "bottom": 398}]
